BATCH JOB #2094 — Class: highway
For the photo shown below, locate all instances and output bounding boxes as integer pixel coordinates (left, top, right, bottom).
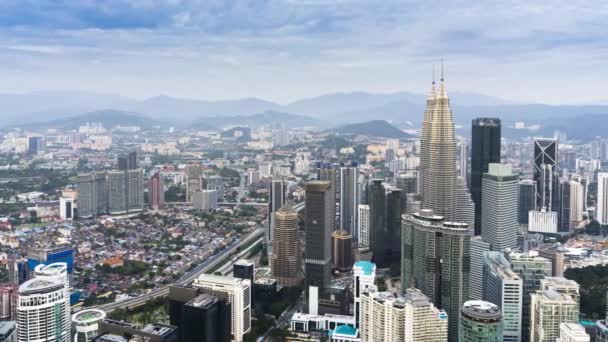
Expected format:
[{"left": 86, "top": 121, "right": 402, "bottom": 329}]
[
  {"left": 89, "top": 201, "right": 304, "bottom": 314},
  {"left": 93, "top": 228, "right": 264, "bottom": 313}
]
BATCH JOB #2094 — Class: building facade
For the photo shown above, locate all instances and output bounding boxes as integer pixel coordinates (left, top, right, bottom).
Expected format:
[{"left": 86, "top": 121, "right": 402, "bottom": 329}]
[
  {"left": 459, "top": 300, "right": 503, "bottom": 342},
  {"left": 555, "top": 323, "right": 589, "bottom": 342},
  {"left": 471, "top": 118, "right": 501, "bottom": 236},
  {"left": 192, "top": 275, "right": 251, "bottom": 342},
  {"left": 419, "top": 75, "right": 457, "bottom": 221},
  {"left": 339, "top": 165, "right": 359, "bottom": 237},
  {"left": 17, "top": 263, "right": 71, "bottom": 342},
  {"left": 149, "top": 171, "right": 165, "bottom": 210},
  {"left": 305, "top": 181, "right": 333, "bottom": 291},
  {"left": 271, "top": 204, "right": 302, "bottom": 287},
  {"left": 353, "top": 261, "right": 376, "bottom": 330},
  {"left": 331, "top": 230, "right": 353, "bottom": 271},
  {"left": 481, "top": 163, "right": 519, "bottom": 251},
  {"left": 530, "top": 290, "right": 579, "bottom": 342},
  {"left": 534, "top": 138, "right": 560, "bottom": 212},
  {"left": 598, "top": 173, "right": 608, "bottom": 225},
  {"left": 519, "top": 180, "right": 536, "bottom": 225},
  {"left": 484, "top": 251, "right": 523, "bottom": 342},
  {"left": 509, "top": 252, "right": 553, "bottom": 342},
  {"left": 401, "top": 209, "right": 470, "bottom": 341},
  {"left": 359, "top": 289, "right": 448, "bottom": 342},
  {"left": 267, "top": 179, "right": 287, "bottom": 262},
  {"left": 357, "top": 205, "right": 370, "bottom": 249}
]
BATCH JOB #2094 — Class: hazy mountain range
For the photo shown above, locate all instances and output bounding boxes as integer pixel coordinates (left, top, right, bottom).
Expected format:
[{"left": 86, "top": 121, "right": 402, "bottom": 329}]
[{"left": 2, "top": 90, "right": 608, "bottom": 140}]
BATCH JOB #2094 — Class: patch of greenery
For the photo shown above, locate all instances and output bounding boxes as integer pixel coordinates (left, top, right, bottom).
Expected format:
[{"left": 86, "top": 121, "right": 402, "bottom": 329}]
[
  {"left": 165, "top": 185, "right": 185, "bottom": 202},
  {"left": 97, "top": 260, "right": 150, "bottom": 276},
  {"left": 565, "top": 264, "right": 608, "bottom": 319},
  {"left": 108, "top": 297, "right": 168, "bottom": 325},
  {"left": 238, "top": 205, "right": 258, "bottom": 217}
]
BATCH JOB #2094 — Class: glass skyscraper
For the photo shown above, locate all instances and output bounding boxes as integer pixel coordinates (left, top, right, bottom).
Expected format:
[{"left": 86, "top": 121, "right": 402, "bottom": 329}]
[
  {"left": 401, "top": 209, "right": 470, "bottom": 341},
  {"left": 471, "top": 118, "right": 501, "bottom": 236}
]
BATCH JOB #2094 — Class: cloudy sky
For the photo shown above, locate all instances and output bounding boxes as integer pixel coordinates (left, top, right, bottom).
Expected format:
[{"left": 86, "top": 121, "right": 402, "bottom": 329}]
[{"left": 0, "top": 0, "right": 606, "bottom": 104}]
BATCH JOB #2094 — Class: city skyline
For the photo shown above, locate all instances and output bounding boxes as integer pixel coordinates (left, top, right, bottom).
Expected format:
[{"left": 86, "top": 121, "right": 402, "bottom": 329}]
[
  {"left": 0, "top": 2, "right": 606, "bottom": 341},
  {"left": 0, "top": 1, "right": 607, "bottom": 104}
]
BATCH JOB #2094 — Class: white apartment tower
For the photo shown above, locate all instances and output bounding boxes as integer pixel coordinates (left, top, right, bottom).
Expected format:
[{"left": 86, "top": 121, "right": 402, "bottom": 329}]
[
  {"left": 598, "top": 173, "right": 608, "bottom": 225},
  {"left": 193, "top": 274, "right": 251, "bottom": 342},
  {"left": 17, "top": 263, "right": 71, "bottom": 342},
  {"left": 481, "top": 163, "right": 519, "bottom": 251},
  {"left": 540, "top": 277, "right": 580, "bottom": 306},
  {"left": 469, "top": 236, "right": 490, "bottom": 300},
  {"left": 569, "top": 175, "right": 587, "bottom": 228},
  {"left": 353, "top": 261, "right": 376, "bottom": 329},
  {"left": 357, "top": 204, "right": 370, "bottom": 248},
  {"left": 556, "top": 323, "right": 590, "bottom": 342},
  {"left": 484, "top": 251, "right": 523, "bottom": 342},
  {"left": 359, "top": 288, "right": 448, "bottom": 342},
  {"left": 530, "top": 290, "right": 579, "bottom": 342}
]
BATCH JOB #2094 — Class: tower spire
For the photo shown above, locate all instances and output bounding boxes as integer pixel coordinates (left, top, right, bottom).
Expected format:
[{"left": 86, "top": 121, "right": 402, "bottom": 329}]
[
  {"left": 432, "top": 64, "right": 436, "bottom": 85},
  {"left": 440, "top": 58, "right": 444, "bottom": 82}
]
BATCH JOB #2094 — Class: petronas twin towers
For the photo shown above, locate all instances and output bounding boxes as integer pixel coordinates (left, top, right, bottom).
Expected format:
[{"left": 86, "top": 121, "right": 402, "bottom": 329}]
[{"left": 419, "top": 74, "right": 457, "bottom": 221}]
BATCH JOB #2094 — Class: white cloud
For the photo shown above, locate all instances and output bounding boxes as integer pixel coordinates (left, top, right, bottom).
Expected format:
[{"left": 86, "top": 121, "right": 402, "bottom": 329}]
[{"left": 0, "top": 1, "right": 605, "bottom": 104}]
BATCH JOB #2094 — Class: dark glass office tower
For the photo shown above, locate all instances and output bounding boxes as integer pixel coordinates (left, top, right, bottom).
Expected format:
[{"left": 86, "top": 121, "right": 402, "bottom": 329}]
[
  {"left": 368, "top": 180, "right": 404, "bottom": 268},
  {"left": 233, "top": 260, "right": 255, "bottom": 285},
  {"left": 470, "top": 118, "right": 501, "bottom": 236},
  {"left": 368, "top": 180, "right": 386, "bottom": 266},
  {"left": 385, "top": 187, "right": 405, "bottom": 266},
  {"left": 318, "top": 163, "right": 339, "bottom": 228},
  {"left": 402, "top": 210, "right": 471, "bottom": 342},
  {"left": 304, "top": 181, "right": 333, "bottom": 290},
  {"left": 339, "top": 164, "right": 359, "bottom": 236},
  {"left": 267, "top": 179, "right": 286, "bottom": 260},
  {"left": 518, "top": 180, "right": 536, "bottom": 225},
  {"left": 169, "top": 286, "right": 231, "bottom": 342},
  {"left": 118, "top": 151, "right": 138, "bottom": 170}
]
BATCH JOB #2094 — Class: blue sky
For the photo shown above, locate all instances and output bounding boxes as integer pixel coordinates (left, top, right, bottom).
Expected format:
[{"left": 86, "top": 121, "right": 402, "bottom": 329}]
[{"left": 0, "top": 0, "right": 606, "bottom": 104}]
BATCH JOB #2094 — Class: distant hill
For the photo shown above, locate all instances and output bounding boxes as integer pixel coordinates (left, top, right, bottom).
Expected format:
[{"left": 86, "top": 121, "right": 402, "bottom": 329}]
[
  {"left": 191, "top": 111, "right": 325, "bottom": 129},
  {"left": 17, "top": 110, "right": 161, "bottom": 130},
  {"left": 331, "top": 120, "right": 412, "bottom": 139},
  {"left": 2, "top": 90, "right": 608, "bottom": 136},
  {"left": 221, "top": 126, "right": 252, "bottom": 142}
]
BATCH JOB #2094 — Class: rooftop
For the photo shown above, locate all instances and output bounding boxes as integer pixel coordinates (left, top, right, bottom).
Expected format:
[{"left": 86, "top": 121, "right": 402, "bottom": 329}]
[
  {"left": 0, "top": 321, "right": 15, "bottom": 335},
  {"left": 559, "top": 323, "right": 589, "bottom": 337},
  {"left": 354, "top": 261, "right": 375, "bottom": 276},
  {"left": 72, "top": 309, "right": 107, "bottom": 324},
  {"left": 332, "top": 325, "right": 358, "bottom": 337},
  {"left": 461, "top": 300, "right": 502, "bottom": 321},
  {"left": 188, "top": 293, "right": 218, "bottom": 308},
  {"left": 234, "top": 259, "right": 254, "bottom": 267},
  {"left": 19, "top": 278, "right": 63, "bottom": 294}
]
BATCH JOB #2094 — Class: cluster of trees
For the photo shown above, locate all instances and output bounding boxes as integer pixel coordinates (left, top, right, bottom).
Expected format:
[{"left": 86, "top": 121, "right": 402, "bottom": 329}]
[
  {"left": 565, "top": 264, "right": 608, "bottom": 318},
  {"left": 576, "top": 220, "right": 608, "bottom": 236},
  {"left": 165, "top": 185, "right": 185, "bottom": 202},
  {"left": 109, "top": 297, "right": 167, "bottom": 325},
  {"left": 237, "top": 205, "right": 257, "bottom": 217},
  {"left": 96, "top": 260, "right": 150, "bottom": 276}
]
